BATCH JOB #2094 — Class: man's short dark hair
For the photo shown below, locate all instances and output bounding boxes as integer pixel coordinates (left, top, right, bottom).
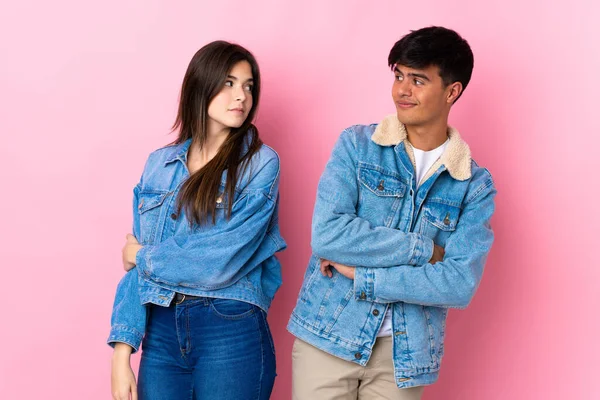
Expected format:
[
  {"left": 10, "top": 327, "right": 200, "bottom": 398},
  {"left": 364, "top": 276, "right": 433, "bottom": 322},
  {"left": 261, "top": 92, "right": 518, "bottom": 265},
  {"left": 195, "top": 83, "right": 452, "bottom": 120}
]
[{"left": 388, "top": 26, "right": 474, "bottom": 102}]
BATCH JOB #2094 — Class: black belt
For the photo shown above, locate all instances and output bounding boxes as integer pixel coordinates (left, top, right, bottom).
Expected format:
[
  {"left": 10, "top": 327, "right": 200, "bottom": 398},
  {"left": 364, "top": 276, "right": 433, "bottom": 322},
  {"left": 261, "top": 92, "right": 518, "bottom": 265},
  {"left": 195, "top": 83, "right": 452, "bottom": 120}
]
[{"left": 173, "top": 293, "right": 203, "bottom": 305}]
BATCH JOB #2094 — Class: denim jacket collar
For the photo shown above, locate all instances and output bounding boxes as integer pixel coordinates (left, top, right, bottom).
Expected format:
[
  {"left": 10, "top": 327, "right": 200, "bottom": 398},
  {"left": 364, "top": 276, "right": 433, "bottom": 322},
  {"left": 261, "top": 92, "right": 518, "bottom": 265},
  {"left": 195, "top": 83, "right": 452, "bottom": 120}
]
[
  {"left": 163, "top": 139, "right": 192, "bottom": 166},
  {"left": 371, "top": 115, "right": 472, "bottom": 181}
]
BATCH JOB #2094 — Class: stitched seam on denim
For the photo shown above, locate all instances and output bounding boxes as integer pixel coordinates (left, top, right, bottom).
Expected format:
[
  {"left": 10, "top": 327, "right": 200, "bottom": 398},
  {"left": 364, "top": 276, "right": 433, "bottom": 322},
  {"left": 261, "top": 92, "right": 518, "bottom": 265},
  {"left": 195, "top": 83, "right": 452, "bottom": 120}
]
[
  {"left": 358, "top": 170, "right": 407, "bottom": 197},
  {"left": 465, "top": 179, "right": 494, "bottom": 204},
  {"left": 208, "top": 299, "right": 255, "bottom": 320},
  {"left": 300, "top": 260, "right": 320, "bottom": 303},
  {"left": 423, "top": 197, "right": 463, "bottom": 208},
  {"left": 401, "top": 303, "right": 413, "bottom": 369},
  {"left": 263, "top": 144, "right": 281, "bottom": 199},
  {"left": 256, "top": 310, "right": 265, "bottom": 400},
  {"left": 348, "top": 127, "right": 359, "bottom": 168},
  {"left": 408, "top": 234, "right": 422, "bottom": 265},
  {"left": 266, "top": 229, "right": 284, "bottom": 249},
  {"left": 289, "top": 312, "right": 364, "bottom": 348},
  {"left": 324, "top": 287, "right": 354, "bottom": 333},
  {"left": 356, "top": 285, "right": 375, "bottom": 340},
  {"left": 174, "top": 305, "right": 184, "bottom": 360},
  {"left": 357, "top": 161, "right": 405, "bottom": 180},
  {"left": 185, "top": 306, "right": 191, "bottom": 355},
  {"left": 110, "top": 324, "right": 144, "bottom": 337}
]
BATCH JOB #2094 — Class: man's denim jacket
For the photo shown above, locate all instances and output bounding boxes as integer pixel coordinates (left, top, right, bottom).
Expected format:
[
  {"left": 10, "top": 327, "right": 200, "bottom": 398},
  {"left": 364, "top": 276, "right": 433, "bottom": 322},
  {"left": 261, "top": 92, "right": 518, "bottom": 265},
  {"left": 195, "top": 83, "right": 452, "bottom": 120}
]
[
  {"left": 108, "top": 137, "right": 286, "bottom": 352},
  {"left": 288, "top": 115, "right": 496, "bottom": 388}
]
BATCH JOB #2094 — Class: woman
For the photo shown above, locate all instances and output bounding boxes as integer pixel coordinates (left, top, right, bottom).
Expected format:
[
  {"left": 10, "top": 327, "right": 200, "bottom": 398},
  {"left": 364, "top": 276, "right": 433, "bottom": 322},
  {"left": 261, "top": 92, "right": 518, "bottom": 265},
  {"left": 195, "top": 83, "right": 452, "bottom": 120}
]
[{"left": 108, "top": 41, "right": 286, "bottom": 400}]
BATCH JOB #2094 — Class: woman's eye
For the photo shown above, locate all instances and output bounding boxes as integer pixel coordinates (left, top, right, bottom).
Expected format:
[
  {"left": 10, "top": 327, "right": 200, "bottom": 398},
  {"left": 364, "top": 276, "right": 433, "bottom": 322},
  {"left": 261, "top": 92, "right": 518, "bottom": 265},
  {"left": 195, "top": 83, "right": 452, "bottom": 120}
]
[
  {"left": 244, "top": 84, "right": 253, "bottom": 92},
  {"left": 225, "top": 81, "right": 233, "bottom": 87}
]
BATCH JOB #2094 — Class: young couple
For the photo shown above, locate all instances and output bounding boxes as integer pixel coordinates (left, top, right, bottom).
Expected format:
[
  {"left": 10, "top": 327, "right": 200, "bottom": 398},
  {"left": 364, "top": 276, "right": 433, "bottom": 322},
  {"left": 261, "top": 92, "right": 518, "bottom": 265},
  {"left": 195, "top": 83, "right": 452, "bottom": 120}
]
[{"left": 109, "top": 26, "right": 496, "bottom": 400}]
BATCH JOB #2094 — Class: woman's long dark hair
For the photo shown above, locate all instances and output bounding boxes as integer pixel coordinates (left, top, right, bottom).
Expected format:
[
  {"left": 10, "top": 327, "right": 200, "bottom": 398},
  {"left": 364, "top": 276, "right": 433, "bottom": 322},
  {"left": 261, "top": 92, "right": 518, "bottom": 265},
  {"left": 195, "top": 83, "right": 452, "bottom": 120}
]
[{"left": 172, "top": 41, "right": 263, "bottom": 225}]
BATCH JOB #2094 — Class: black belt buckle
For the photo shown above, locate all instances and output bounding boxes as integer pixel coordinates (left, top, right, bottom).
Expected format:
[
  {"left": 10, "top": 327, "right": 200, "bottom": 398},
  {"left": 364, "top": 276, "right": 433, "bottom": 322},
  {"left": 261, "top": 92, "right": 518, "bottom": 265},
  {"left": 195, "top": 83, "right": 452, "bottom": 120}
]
[{"left": 175, "top": 293, "right": 186, "bottom": 305}]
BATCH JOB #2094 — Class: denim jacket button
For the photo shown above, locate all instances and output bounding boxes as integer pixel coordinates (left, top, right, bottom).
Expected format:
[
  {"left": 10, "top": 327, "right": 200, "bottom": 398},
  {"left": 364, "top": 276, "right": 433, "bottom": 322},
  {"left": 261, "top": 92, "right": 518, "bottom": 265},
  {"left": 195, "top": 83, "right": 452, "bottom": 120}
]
[
  {"left": 354, "top": 352, "right": 362, "bottom": 360},
  {"left": 360, "top": 292, "right": 367, "bottom": 300},
  {"left": 171, "top": 213, "right": 178, "bottom": 220},
  {"left": 372, "top": 309, "right": 380, "bottom": 316},
  {"left": 443, "top": 212, "right": 451, "bottom": 225}
]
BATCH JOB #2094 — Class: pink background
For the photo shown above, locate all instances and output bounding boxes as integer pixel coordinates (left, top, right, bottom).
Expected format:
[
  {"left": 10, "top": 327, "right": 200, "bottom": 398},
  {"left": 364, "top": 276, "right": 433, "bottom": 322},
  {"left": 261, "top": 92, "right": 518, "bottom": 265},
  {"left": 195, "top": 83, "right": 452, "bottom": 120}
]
[{"left": 1, "top": 1, "right": 598, "bottom": 399}]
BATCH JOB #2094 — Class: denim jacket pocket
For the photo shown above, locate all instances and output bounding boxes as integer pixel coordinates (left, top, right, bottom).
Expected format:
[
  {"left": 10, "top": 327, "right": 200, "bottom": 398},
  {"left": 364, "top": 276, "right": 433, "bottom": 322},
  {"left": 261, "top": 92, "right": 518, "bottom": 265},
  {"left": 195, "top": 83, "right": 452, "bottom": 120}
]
[
  {"left": 420, "top": 200, "right": 461, "bottom": 245},
  {"left": 138, "top": 190, "right": 170, "bottom": 244},
  {"left": 423, "top": 306, "right": 448, "bottom": 362},
  {"left": 208, "top": 298, "right": 255, "bottom": 320},
  {"left": 299, "top": 256, "right": 321, "bottom": 305},
  {"left": 358, "top": 164, "right": 406, "bottom": 227},
  {"left": 358, "top": 164, "right": 406, "bottom": 197}
]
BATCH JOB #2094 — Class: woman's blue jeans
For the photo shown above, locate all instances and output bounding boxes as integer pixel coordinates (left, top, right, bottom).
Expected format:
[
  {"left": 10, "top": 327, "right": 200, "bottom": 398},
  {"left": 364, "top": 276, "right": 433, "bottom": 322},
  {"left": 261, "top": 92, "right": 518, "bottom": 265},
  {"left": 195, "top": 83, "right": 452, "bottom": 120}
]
[{"left": 138, "top": 297, "right": 276, "bottom": 400}]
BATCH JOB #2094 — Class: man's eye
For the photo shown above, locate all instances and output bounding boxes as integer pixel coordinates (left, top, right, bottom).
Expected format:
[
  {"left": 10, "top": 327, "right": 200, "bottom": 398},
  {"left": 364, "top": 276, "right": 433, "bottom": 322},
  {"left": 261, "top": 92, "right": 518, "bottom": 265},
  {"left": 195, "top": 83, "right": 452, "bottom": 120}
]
[
  {"left": 395, "top": 75, "right": 403, "bottom": 81},
  {"left": 414, "top": 79, "right": 423, "bottom": 86}
]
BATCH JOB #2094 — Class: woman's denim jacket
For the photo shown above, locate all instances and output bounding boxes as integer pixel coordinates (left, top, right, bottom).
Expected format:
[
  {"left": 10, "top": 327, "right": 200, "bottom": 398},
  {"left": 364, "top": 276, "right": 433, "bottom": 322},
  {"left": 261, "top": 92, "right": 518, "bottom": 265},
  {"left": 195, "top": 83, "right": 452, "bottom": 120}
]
[
  {"left": 108, "top": 137, "right": 286, "bottom": 352},
  {"left": 287, "top": 115, "right": 496, "bottom": 388}
]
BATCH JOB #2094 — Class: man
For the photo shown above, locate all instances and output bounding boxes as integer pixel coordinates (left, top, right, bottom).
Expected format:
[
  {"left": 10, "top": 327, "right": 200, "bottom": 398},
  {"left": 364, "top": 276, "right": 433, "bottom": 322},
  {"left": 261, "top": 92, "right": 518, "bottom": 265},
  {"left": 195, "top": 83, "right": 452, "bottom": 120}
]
[{"left": 288, "top": 26, "right": 496, "bottom": 399}]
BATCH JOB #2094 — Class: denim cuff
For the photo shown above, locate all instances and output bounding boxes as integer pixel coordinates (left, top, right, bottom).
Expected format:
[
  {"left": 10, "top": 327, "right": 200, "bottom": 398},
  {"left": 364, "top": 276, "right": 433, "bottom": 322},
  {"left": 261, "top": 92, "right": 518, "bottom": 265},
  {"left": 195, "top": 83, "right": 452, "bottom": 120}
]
[
  {"left": 135, "top": 245, "right": 152, "bottom": 277},
  {"left": 354, "top": 267, "right": 375, "bottom": 301},
  {"left": 107, "top": 324, "right": 143, "bottom": 353},
  {"left": 409, "top": 234, "right": 434, "bottom": 266}
]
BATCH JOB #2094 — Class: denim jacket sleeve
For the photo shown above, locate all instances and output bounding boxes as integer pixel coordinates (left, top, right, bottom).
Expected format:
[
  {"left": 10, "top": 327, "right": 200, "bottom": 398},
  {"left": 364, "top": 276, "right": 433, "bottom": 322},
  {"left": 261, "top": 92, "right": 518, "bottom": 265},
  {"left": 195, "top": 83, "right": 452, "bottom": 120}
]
[
  {"left": 135, "top": 155, "right": 285, "bottom": 291},
  {"left": 107, "top": 183, "right": 147, "bottom": 352},
  {"left": 311, "top": 129, "right": 434, "bottom": 268},
  {"left": 353, "top": 180, "right": 496, "bottom": 309}
]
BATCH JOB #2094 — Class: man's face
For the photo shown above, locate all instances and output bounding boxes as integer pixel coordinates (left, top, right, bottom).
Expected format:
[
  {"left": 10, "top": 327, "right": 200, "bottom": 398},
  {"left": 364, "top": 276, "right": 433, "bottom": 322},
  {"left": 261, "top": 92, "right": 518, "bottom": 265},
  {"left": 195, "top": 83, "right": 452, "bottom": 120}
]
[{"left": 392, "top": 64, "right": 456, "bottom": 129}]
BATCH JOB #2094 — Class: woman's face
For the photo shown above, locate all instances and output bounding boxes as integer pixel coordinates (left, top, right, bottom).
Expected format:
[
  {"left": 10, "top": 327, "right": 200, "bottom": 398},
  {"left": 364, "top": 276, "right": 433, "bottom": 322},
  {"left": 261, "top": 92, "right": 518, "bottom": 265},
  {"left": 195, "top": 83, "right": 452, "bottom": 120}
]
[{"left": 207, "top": 60, "right": 254, "bottom": 134}]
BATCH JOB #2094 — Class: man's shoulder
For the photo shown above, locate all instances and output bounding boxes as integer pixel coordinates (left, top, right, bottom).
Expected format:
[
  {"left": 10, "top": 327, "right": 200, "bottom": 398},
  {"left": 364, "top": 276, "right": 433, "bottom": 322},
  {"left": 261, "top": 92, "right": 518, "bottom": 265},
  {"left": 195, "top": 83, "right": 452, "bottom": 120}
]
[
  {"left": 336, "top": 123, "right": 384, "bottom": 152},
  {"left": 341, "top": 123, "right": 379, "bottom": 139},
  {"left": 466, "top": 159, "right": 495, "bottom": 202}
]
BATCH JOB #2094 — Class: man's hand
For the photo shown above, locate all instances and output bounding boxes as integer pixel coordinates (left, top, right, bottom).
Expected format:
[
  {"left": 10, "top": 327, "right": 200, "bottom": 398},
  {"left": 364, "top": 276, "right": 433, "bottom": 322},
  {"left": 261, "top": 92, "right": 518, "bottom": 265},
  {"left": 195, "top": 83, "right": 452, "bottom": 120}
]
[
  {"left": 111, "top": 343, "right": 137, "bottom": 400},
  {"left": 429, "top": 245, "right": 445, "bottom": 265},
  {"left": 122, "top": 234, "right": 142, "bottom": 272},
  {"left": 320, "top": 259, "right": 355, "bottom": 280}
]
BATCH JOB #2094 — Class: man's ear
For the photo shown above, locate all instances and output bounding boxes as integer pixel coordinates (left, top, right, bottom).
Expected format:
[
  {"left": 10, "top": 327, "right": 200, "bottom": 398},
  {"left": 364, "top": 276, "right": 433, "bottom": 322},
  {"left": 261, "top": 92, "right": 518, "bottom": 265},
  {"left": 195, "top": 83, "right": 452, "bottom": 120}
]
[{"left": 447, "top": 82, "right": 463, "bottom": 104}]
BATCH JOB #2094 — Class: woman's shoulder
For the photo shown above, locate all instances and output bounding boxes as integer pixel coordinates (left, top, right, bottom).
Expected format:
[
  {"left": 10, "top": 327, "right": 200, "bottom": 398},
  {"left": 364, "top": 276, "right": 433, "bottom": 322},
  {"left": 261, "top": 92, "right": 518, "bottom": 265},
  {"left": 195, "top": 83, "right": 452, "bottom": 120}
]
[
  {"left": 254, "top": 142, "right": 280, "bottom": 167},
  {"left": 239, "top": 142, "right": 281, "bottom": 195},
  {"left": 147, "top": 140, "right": 190, "bottom": 165}
]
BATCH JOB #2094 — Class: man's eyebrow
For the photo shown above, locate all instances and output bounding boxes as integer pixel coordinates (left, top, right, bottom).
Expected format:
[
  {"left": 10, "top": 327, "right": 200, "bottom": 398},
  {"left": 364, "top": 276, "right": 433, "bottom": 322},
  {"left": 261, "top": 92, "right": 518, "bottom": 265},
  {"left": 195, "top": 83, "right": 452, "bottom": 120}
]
[
  {"left": 393, "top": 66, "right": 431, "bottom": 82},
  {"left": 407, "top": 72, "right": 431, "bottom": 82}
]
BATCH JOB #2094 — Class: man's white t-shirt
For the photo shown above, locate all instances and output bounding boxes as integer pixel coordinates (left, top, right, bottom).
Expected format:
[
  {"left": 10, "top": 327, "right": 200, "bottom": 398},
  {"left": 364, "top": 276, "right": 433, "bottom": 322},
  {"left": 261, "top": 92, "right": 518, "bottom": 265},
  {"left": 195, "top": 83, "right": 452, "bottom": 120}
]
[{"left": 377, "top": 138, "right": 449, "bottom": 337}]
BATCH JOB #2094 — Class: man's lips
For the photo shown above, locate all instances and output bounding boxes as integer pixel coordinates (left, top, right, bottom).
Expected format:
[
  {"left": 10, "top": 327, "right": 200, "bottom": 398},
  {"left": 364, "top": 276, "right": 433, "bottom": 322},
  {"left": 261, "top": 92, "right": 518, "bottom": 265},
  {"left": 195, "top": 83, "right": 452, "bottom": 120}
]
[{"left": 396, "top": 102, "right": 417, "bottom": 109}]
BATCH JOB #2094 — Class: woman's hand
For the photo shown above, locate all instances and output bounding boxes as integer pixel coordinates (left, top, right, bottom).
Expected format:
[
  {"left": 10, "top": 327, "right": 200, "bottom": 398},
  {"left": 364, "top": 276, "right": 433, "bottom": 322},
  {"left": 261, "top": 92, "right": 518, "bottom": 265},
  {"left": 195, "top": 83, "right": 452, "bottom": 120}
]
[
  {"left": 320, "top": 259, "right": 355, "bottom": 280},
  {"left": 111, "top": 343, "right": 137, "bottom": 400},
  {"left": 122, "top": 234, "right": 142, "bottom": 272}
]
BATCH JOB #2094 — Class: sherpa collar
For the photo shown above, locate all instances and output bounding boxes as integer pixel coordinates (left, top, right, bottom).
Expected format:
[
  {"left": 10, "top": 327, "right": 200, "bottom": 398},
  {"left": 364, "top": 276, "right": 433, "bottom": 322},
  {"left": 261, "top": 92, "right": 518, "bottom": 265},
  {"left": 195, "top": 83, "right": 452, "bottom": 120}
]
[{"left": 371, "top": 114, "right": 472, "bottom": 181}]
